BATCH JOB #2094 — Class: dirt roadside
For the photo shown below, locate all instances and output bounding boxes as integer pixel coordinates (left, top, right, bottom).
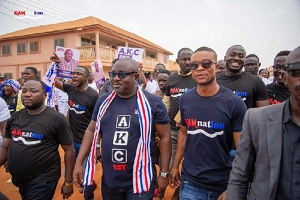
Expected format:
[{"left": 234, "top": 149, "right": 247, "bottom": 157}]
[{"left": 0, "top": 147, "right": 174, "bottom": 200}]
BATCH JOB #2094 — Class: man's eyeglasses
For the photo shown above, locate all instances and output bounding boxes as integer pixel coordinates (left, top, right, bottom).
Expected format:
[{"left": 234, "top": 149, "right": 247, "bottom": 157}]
[
  {"left": 108, "top": 71, "right": 137, "bottom": 79},
  {"left": 190, "top": 60, "right": 217, "bottom": 70},
  {"left": 285, "top": 62, "right": 300, "bottom": 78}
]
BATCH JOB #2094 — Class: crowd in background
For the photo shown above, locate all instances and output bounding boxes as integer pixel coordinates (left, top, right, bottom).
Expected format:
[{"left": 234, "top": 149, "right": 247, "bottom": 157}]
[{"left": 0, "top": 44, "right": 299, "bottom": 200}]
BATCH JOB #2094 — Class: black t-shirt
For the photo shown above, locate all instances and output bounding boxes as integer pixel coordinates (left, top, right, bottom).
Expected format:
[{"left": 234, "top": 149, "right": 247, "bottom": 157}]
[
  {"left": 3, "top": 95, "right": 18, "bottom": 114},
  {"left": 216, "top": 72, "right": 268, "bottom": 108},
  {"left": 5, "top": 107, "right": 73, "bottom": 187},
  {"left": 92, "top": 90, "right": 169, "bottom": 189},
  {"left": 266, "top": 82, "right": 290, "bottom": 104},
  {"left": 63, "top": 84, "right": 99, "bottom": 143},
  {"left": 165, "top": 72, "right": 196, "bottom": 130}
]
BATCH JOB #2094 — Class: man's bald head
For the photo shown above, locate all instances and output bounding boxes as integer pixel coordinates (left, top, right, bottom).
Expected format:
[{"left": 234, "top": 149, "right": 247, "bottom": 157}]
[
  {"left": 286, "top": 46, "right": 300, "bottom": 64},
  {"left": 114, "top": 58, "right": 139, "bottom": 72}
]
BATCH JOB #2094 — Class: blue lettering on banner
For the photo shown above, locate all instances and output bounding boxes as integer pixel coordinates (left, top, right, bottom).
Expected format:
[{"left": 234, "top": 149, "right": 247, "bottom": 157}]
[{"left": 118, "top": 47, "right": 140, "bottom": 59}]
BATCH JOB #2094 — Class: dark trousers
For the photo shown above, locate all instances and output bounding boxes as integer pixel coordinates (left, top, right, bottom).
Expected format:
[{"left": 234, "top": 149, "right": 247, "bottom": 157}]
[
  {"left": 19, "top": 181, "right": 57, "bottom": 200},
  {"left": 74, "top": 142, "right": 94, "bottom": 200},
  {"left": 101, "top": 180, "right": 155, "bottom": 200}
]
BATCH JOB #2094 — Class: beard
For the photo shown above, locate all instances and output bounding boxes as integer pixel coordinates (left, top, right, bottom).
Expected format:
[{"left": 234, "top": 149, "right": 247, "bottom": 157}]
[{"left": 23, "top": 97, "right": 44, "bottom": 110}]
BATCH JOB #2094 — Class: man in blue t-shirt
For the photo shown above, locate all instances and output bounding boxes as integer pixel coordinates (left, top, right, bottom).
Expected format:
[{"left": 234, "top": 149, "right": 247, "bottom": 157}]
[
  {"left": 73, "top": 58, "right": 171, "bottom": 200},
  {"left": 169, "top": 47, "right": 247, "bottom": 200}
]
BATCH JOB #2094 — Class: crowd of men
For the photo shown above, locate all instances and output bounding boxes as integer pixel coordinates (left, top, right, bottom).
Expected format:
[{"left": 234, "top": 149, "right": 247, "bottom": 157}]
[{"left": 0, "top": 44, "right": 299, "bottom": 200}]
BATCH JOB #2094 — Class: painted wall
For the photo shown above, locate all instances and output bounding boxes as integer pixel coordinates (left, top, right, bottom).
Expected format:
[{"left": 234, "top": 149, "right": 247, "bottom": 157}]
[{"left": 0, "top": 30, "right": 170, "bottom": 79}]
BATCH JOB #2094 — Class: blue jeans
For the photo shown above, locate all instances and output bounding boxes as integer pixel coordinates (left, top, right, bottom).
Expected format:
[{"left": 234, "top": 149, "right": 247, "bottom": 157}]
[
  {"left": 19, "top": 181, "right": 57, "bottom": 200},
  {"left": 74, "top": 142, "right": 94, "bottom": 200},
  {"left": 101, "top": 180, "right": 155, "bottom": 200},
  {"left": 179, "top": 181, "right": 222, "bottom": 200}
]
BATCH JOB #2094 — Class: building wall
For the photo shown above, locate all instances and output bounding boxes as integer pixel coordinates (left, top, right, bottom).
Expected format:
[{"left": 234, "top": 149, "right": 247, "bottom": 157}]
[
  {"left": 0, "top": 32, "right": 78, "bottom": 78},
  {"left": 0, "top": 30, "right": 170, "bottom": 79}
]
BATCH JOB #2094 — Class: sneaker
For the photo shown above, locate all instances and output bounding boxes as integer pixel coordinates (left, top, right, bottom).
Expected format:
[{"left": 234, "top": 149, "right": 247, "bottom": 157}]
[{"left": 6, "top": 178, "right": 12, "bottom": 184}]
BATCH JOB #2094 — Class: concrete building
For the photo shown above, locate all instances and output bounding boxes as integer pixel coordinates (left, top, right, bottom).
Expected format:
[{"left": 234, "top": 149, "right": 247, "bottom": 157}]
[{"left": 0, "top": 16, "right": 172, "bottom": 79}]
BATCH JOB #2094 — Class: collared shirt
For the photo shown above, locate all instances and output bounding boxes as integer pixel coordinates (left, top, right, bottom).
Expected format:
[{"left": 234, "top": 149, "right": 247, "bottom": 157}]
[{"left": 276, "top": 100, "right": 300, "bottom": 200}]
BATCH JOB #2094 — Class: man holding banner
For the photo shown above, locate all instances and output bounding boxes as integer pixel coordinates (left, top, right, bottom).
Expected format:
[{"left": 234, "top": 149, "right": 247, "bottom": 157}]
[
  {"left": 55, "top": 66, "right": 99, "bottom": 200},
  {"left": 73, "top": 58, "right": 171, "bottom": 199},
  {"left": 60, "top": 49, "right": 79, "bottom": 72}
]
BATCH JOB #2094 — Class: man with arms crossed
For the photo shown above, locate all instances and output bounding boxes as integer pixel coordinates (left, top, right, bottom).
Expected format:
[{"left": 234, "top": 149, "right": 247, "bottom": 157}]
[{"left": 169, "top": 47, "right": 247, "bottom": 200}]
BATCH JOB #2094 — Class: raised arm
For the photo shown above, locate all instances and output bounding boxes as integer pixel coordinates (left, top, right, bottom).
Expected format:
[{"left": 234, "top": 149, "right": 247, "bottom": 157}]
[{"left": 55, "top": 79, "right": 64, "bottom": 91}]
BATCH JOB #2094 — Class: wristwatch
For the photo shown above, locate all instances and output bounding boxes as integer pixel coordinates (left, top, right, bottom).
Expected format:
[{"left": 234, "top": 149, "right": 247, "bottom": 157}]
[
  {"left": 160, "top": 172, "right": 170, "bottom": 178},
  {"left": 64, "top": 182, "right": 73, "bottom": 187}
]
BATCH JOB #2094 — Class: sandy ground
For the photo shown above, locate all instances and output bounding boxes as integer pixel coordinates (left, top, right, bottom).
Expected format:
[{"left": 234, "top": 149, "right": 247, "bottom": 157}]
[{"left": 0, "top": 147, "right": 175, "bottom": 200}]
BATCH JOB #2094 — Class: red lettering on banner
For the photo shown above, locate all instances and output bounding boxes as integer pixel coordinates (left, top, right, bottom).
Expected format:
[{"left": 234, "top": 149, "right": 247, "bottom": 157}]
[{"left": 14, "top": 11, "right": 26, "bottom": 16}]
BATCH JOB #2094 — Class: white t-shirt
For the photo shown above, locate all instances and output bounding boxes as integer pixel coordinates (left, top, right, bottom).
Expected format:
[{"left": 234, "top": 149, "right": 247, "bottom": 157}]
[
  {"left": 0, "top": 97, "right": 10, "bottom": 143},
  {"left": 0, "top": 98, "right": 10, "bottom": 122},
  {"left": 262, "top": 77, "right": 272, "bottom": 85},
  {"left": 88, "top": 82, "right": 99, "bottom": 94},
  {"left": 54, "top": 88, "right": 69, "bottom": 117},
  {"left": 145, "top": 79, "right": 159, "bottom": 94}
]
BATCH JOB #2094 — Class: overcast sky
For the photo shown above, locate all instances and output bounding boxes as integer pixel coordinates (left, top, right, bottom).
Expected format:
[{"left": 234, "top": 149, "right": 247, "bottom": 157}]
[{"left": 1, "top": 0, "right": 300, "bottom": 68}]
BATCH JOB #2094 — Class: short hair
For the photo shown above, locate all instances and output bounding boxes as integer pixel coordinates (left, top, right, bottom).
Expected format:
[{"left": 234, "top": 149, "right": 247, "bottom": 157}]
[
  {"left": 27, "top": 79, "right": 46, "bottom": 93},
  {"left": 226, "top": 45, "right": 246, "bottom": 55},
  {"left": 274, "top": 50, "right": 291, "bottom": 59},
  {"left": 155, "top": 63, "right": 166, "bottom": 69},
  {"left": 112, "top": 58, "right": 119, "bottom": 65},
  {"left": 77, "top": 66, "right": 90, "bottom": 77},
  {"left": 144, "top": 71, "right": 151, "bottom": 78},
  {"left": 177, "top": 48, "right": 193, "bottom": 58},
  {"left": 259, "top": 68, "right": 269, "bottom": 74},
  {"left": 258, "top": 69, "right": 269, "bottom": 74},
  {"left": 194, "top": 46, "right": 217, "bottom": 60},
  {"left": 25, "top": 67, "right": 38, "bottom": 76},
  {"left": 160, "top": 69, "right": 171, "bottom": 75},
  {"left": 246, "top": 54, "right": 260, "bottom": 63},
  {"left": 17, "top": 78, "right": 23, "bottom": 82}
]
